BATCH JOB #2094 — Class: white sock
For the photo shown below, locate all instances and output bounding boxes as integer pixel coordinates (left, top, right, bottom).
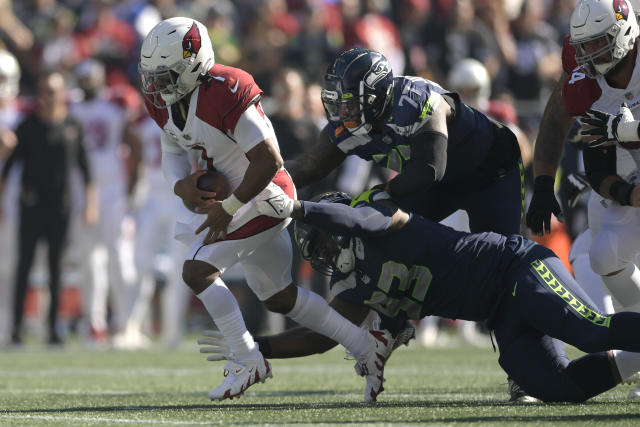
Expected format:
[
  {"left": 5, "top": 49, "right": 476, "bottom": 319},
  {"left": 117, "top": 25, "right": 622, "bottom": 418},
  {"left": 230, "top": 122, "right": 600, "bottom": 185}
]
[
  {"left": 572, "top": 253, "right": 614, "bottom": 314},
  {"left": 286, "top": 286, "right": 371, "bottom": 359},
  {"left": 601, "top": 264, "right": 640, "bottom": 312},
  {"left": 197, "top": 278, "right": 257, "bottom": 360},
  {"left": 613, "top": 350, "right": 640, "bottom": 381}
]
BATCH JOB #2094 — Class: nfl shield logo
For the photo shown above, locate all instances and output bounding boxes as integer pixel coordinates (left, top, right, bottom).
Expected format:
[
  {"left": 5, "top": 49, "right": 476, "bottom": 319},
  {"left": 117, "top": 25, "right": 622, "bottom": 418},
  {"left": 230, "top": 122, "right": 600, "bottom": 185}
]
[{"left": 626, "top": 92, "right": 634, "bottom": 100}]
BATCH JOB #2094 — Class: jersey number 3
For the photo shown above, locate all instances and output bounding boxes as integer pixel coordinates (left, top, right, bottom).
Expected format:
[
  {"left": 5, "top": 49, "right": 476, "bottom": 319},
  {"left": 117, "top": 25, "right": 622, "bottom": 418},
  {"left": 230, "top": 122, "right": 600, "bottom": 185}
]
[{"left": 365, "top": 261, "right": 432, "bottom": 319}]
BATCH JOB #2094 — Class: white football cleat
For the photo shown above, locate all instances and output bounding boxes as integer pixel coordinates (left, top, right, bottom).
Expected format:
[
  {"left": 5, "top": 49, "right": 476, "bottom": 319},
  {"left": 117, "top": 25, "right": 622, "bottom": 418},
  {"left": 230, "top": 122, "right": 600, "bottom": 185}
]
[
  {"left": 628, "top": 380, "right": 640, "bottom": 398},
  {"left": 208, "top": 352, "right": 272, "bottom": 401},
  {"left": 354, "top": 329, "right": 396, "bottom": 403}
]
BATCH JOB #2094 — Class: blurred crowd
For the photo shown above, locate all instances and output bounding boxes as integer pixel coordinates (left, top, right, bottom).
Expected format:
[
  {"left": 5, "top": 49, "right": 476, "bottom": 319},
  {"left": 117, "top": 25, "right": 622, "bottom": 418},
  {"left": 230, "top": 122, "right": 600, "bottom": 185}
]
[{"left": 0, "top": 0, "right": 587, "bottom": 349}]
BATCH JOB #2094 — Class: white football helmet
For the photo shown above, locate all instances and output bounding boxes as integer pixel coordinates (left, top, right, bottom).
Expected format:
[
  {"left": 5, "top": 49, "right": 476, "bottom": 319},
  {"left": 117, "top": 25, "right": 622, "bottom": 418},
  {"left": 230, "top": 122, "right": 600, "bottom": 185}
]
[
  {"left": 139, "top": 17, "right": 214, "bottom": 108},
  {"left": 570, "top": 0, "right": 639, "bottom": 77},
  {"left": 0, "top": 50, "right": 20, "bottom": 100},
  {"left": 447, "top": 58, "right": 490, "bottom": 111}
]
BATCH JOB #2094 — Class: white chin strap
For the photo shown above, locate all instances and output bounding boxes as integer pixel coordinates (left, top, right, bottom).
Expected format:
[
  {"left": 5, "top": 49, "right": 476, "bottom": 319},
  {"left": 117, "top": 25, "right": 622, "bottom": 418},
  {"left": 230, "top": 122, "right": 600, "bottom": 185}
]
[{"left": 336, "top": 239, "right": 356, "bottom": 274}]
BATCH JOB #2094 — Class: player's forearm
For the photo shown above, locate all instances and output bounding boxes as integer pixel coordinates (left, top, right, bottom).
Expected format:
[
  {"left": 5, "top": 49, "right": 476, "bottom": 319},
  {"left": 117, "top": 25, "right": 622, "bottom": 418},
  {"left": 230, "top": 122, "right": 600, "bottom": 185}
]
[
  {"left": 533, "top": 73, "right": 572, "bottom": 178},
  {"left": 256, "top": 328, "right": 339, "bottom": 358},
  {"left": 233, "top": 140, "right": 281, "bottom": 203},
  {"left": 297, "top": 201, "right": 393, "bottom": 237}
]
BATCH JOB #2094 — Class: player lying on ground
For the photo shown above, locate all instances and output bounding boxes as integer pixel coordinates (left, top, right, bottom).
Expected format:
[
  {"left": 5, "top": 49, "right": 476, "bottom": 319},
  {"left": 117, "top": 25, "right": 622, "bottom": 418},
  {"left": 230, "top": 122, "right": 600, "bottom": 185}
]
[{"left": 201, "top": 189, "right": 640, "bottom": 402}]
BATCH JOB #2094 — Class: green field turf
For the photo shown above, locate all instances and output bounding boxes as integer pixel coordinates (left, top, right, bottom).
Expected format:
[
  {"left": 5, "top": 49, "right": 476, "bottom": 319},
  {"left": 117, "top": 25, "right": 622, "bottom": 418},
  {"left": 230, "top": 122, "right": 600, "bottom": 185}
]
[{"left": 1, "top": 338, "right": 640, "bottom": 426}]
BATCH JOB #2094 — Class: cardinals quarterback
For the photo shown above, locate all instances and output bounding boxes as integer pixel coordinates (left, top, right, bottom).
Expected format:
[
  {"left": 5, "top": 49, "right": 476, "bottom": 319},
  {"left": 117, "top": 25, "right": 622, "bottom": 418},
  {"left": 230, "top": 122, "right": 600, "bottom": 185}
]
[{"left": 139, "top": 18, "right": 389, "bottom": 401}]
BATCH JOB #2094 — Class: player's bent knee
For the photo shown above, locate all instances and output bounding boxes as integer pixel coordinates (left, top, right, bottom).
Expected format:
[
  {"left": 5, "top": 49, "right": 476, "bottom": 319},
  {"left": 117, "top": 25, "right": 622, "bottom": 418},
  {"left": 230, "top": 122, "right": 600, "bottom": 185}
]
[
  {"left": 182, "top": 260, "right": 220, "bottom": 294},
  {"left": 263, "top": 284, "right": 297, "bottom": 314},
  {"left": 590, "top": 233, "right": 623, "bottom": 276}
]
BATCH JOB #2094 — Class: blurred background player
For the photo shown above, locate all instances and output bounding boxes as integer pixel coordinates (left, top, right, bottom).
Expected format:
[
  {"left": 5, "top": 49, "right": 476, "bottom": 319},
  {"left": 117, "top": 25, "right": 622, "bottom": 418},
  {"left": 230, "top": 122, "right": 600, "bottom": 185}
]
[
  {"left": 0, "top": 48, "right": 22, "bottom": 346},
  {"left": 0, "top": 70, "right": 95, "bottom": 345},
  {"left": 69, "top": 58, "right": 141, "bottom": 347},
  {"left": 120, "top": 114, "right": 191, "bottom": 349}
]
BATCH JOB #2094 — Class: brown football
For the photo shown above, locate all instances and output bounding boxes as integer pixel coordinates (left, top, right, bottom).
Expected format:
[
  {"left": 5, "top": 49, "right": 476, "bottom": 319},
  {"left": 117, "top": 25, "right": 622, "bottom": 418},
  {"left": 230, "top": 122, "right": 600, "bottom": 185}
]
[
  {"left": 197, "top": 169, "right": 231, "bottom": 200},
  {"left": 183, "top": 169, "right": 231, "bottom": 212}
]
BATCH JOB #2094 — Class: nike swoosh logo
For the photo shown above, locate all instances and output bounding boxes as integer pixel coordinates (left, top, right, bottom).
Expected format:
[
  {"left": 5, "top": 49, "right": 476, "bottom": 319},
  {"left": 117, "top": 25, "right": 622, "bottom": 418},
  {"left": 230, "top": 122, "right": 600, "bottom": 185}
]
[
  {"left": 512, "top": 282, "right": 518, "bottom": 297},
  {"left": 230, "top": 80, "right": 239, "bottom": 93}
]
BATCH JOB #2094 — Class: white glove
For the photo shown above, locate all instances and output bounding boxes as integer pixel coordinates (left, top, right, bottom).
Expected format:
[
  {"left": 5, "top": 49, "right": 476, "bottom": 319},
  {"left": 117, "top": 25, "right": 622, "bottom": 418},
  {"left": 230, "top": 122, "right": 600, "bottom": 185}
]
[
  {"left": 581, "top": 103, "right": 639, "bottom": 146},
  {"left": 198, "top": 330, "right": 232, "bottom": 361},
  {"left": 254, "top": 193, "right": 295, "bottom": 219}
]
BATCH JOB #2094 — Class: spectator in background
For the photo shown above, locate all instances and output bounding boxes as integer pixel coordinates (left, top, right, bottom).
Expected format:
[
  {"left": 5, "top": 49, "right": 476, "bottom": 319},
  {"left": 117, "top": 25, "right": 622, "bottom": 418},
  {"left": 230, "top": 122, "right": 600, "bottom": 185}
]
[
  {"left": 507, "top": 0, "right": 562, "bottom": 136},
  {"left": 0, "top": 70, "right": 97, "bottom": 346}
]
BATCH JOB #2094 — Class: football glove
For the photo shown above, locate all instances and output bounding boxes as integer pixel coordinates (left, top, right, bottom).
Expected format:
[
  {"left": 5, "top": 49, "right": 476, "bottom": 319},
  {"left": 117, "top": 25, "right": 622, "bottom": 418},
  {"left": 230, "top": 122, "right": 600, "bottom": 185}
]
[
  {"left": 254, "top": 194, "right": 294, "bottom": 219},
  {"left": 526, "top": 175, "right": 564, "bottom": 235},
  {"left": 198, "top": 330, "right": 232, "bottom": 361},
  {"left": 581, "top": 103, "right": 639, "bottom": 147},
  {"left": 563, "top": 172, "right": 590, "bottom": 208}
]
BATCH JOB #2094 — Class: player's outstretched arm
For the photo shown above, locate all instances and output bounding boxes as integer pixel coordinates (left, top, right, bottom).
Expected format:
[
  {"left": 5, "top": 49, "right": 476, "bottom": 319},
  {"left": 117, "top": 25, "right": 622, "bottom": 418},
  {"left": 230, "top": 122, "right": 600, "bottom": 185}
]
[
  {"left": 284, "top": 126, "right": 346, "bottom": 189},
  {"left": 526, "top": 74, "right": 570, "bottom": 235},
  {"left": 255, "top": 192, "right": 409, "bottom": 236}
]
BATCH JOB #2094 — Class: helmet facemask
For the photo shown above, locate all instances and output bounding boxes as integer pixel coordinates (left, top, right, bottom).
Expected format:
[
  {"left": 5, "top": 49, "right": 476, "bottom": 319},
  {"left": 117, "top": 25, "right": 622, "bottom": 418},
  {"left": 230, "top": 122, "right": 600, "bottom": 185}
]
[
  {"left": 139, "top": 63, "right": 191, "bottom": 108},
  {"left": 570, "top": 0, "right": 639, "bottom": 78},
  {"left": 572, "top": 23, "right": 629, "bottom": 77},
  {"left": 323, "top": 48, "right": 393, "bottom": 137}
]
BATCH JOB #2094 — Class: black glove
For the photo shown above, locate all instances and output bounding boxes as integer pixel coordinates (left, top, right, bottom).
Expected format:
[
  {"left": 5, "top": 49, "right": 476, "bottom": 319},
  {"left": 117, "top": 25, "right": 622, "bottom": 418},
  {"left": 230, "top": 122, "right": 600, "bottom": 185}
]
[
  {"left": 526, "top": 175, "right": 564, "bottom": 235},
  {"left": 563, "top": 172, "right": 590, "bottom": 208}
]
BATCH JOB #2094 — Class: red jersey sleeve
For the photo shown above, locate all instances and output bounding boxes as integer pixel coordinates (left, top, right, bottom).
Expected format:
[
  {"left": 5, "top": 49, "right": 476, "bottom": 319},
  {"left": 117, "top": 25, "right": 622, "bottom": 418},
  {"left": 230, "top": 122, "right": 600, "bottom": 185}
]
[
  {"left": 562, "top": 68, "right": 602, "bottom": 116},
  {"left": 196, "top": 65, "right": 264, "bottom": 133}
]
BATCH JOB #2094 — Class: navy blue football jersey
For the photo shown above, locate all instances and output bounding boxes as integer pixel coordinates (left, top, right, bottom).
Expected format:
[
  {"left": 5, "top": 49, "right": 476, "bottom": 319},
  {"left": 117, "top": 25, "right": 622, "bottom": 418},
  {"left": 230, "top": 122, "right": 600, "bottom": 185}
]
[
  {"left": 329, "top": 201, "right": 537, "bottom": 322},
  {"left": 326, "top": 76, "right": 496, "bottom": 185}
]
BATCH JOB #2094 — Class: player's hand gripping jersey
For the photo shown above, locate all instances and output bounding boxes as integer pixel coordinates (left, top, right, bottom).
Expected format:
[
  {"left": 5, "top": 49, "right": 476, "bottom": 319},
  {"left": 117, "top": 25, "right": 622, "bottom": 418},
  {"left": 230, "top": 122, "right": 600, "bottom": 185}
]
[{"left": 144, "top": 64, "right": 295, "bottom": 242}]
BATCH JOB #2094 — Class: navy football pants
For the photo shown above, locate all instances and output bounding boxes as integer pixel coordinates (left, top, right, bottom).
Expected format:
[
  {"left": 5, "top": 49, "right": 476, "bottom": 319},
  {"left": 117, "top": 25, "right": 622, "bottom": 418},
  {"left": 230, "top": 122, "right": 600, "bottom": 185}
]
[
  {"left": 494, "top": 247, "right": 640, "bottom": 402},
  {"left": 396, "top": 161, "right": 524, "bottom": 235}
]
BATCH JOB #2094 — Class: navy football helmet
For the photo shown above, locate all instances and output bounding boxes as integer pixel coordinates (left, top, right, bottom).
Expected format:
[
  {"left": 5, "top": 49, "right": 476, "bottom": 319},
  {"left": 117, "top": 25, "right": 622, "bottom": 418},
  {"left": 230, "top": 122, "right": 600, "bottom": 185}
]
[
  {"left": 294, "top": 192, "right": 353, "bottom": 275},
  {"left": 322, "top": 48, "right": 394, "bottom": 136}
]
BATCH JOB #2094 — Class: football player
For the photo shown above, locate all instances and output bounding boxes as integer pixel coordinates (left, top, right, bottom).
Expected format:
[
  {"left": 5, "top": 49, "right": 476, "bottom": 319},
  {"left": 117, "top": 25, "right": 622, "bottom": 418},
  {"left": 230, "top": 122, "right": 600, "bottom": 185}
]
[
  {"left": 526, "top": 0, "right": 640, "bottom": 397},
  {"left": 139, "top": 17, "right": 393, "bottom": 401},
  {"left": 286, "top": 48, "right": 524, "bottom": 237},
  {"left": 70, "top": 59, "right": 141, "bottom": 347},
  {"left": 202, "top": 189, "right": 640, "bottom": 403}
]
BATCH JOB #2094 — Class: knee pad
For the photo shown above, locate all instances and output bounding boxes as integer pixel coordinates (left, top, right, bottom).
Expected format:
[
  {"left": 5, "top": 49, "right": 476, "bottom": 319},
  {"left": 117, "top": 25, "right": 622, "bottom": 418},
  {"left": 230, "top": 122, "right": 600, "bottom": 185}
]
[{"left": 590, "top": 232, "right": 625, "bottom": 276}]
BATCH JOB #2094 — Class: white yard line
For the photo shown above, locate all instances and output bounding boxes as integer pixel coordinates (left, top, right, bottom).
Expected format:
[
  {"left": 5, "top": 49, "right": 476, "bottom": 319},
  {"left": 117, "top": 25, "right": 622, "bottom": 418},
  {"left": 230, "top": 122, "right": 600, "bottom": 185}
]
[{"left": 0, "top": 414, "right": 219, "bottom": 425}]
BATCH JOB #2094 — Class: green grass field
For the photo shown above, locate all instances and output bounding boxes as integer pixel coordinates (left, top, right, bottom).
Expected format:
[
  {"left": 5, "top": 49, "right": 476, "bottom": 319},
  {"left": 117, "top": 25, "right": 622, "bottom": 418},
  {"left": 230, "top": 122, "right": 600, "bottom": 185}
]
[{"left": 1, "top": 338, "right": 640, "bottom": 426}]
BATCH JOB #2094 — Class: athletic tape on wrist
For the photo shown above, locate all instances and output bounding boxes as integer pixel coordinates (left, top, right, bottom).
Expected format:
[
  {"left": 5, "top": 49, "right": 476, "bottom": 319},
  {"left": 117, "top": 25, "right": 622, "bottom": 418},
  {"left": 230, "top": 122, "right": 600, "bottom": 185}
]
[{"left": 221, "top": 194, "right": 244, "bottom": 215}]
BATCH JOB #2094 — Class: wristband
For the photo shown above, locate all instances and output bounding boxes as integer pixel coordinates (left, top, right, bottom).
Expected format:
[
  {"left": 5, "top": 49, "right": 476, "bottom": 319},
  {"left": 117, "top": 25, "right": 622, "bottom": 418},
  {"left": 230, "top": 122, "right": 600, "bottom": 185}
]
[
  {"left": 221, "top": 194, "right": 244, "bottom": 215},
  {"left": 254, "top": 336, "right": 272, "bottom": 358},
  {"left": 609, "top": 180, "right": 634, "bottom": 206}
]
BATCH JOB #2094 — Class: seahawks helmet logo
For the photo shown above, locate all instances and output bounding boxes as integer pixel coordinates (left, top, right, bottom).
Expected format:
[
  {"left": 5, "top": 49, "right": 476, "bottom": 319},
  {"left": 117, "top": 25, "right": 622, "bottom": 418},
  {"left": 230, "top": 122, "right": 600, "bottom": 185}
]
[{"left": 364, "top": 60, "right": 390, "bottom": 89}]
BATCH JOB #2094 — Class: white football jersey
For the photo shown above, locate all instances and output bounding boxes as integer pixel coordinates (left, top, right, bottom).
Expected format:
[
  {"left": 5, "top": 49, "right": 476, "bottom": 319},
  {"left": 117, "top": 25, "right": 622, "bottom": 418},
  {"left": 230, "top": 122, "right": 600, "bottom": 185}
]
[
  {"left": 70, "top": 96, "right": 126, "bottom": 184},
  {"left": 145, "top": 64, "right": 276, "bottom": 192},
  {"left": 137, "top": 116, "right": 170, "bottom": 193}
]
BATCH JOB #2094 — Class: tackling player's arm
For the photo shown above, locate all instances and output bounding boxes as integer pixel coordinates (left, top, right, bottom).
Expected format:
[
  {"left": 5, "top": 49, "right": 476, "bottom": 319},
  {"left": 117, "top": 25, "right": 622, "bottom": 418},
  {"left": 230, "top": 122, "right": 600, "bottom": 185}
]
[
  {"left": 284, "top": 125, "right": 347, "bottom": 189},
  {"left": 385, "top": 94, "right": 449, "bottom": 197},
  {"left": 290, "top": 197, "right": 409, "bottom": 236}
]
